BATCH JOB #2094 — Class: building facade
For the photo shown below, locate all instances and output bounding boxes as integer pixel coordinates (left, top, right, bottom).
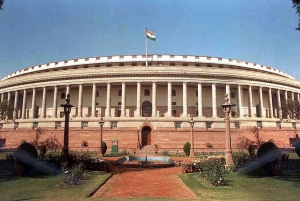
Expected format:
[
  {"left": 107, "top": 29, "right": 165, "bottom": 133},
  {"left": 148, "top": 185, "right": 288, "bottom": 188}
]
[{"left": 0, "top": 55, "right": 299, "bottom": 151}]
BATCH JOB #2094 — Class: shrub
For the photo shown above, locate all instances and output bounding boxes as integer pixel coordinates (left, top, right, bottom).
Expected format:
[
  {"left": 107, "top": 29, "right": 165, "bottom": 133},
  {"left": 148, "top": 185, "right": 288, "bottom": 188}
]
[
  {"left": 183, "top": 142, "right": 191, "bottom": 156},
  {"left": 232, "top": 151, "right": 251, "bottom": 168},
  {"left": 14, "top": 142, "right": 38, "bottom": 176},
  {"left": 101, "top": 141, "right": 107, "bottom": 155},
  {"left": 39, "top": 146, "right": 47, "bottom": 158},
  {"left": 257, "top": 141, "right": 282, "bottom": 176},
  {"left": 295, "top": 140, "right": 300, "bottom": 158},
  {"left": 248, "top": 145, "right": 256, "bottom": 159},
  {"left": 60, "top": 163, "right": 85, "bottom": 186},
  {"left": 160, "top": 150, "right": 170, "bottom": 156},
  {"left": 198, "top": 158, "right": 228, "bottom": 186}
]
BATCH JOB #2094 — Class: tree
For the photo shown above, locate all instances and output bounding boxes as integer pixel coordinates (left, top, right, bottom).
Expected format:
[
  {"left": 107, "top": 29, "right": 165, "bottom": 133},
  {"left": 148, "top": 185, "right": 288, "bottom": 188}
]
[
  {"left": 292, "top": 0, "right": 300, "bottom": 31},
  {"left": 281, "top": 99, "right": 300, "bottom": 119},
  {"left": 0, "top": 100, "right": 13, "bottom": 120},
  {"left": 0, "top": 0, "right": 4, "bottom": 10}
]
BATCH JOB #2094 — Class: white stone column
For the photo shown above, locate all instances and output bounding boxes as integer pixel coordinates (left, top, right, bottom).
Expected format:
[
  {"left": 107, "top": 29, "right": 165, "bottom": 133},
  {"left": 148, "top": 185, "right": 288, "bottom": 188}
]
[
  {"left": 285, "top": 90, "right": 288, "bottom": 103},
  {"left": 297, "top": 93, "right": 300, "bottom": 102},
  {"left": 52, "top": 86, "right": 58, "bottom": 118},
  {"left": 21, "top": 89, "right": 27, "bottom": 119},
  {"left": 136, "top": 82, "right": 141, "bottom": 117},
  {"left": 182, "top": 82, "right": 187, "bottom": 117},
  {"left": 41, "top": 87, "right": 47, "bottom": 118},
  {"left": 105, "top": 83, "right": 111, "bottom": 117},
  {"left": 66, "top": 85, "right": 70, "bottom": 96},
  {"left": 248, "top": 85, "right": 253, "bottom": 117},
  {"left": 167, "top": 82, "right": 172, "bottom": 117},
  {"left": 13, "top": 91, "right": 18, "bottom": 119},
  {"left": 152, "top": 82, "right": 157, "bottom": 117},
  {"left": 78, "top": 84, "right": 83, "bottom": 117},
  {"left": 237, "top": 85, "right": 242, "bottom": 117},
  {"left": 259, "top": 86, "right": 263, "bottom": 117},
  {"left": 121, "top": 82, "right": 126, "bottom": 117},
  {"left": 268, "top": 88, "right": 273, "bottom": 118},
  {"left": 31, "top": 88, "right": 36, "bottom": 119},
  {"left": 91, "top": 83, "right": 96, "bottom": 117},
  {"left": 291, "top": 92, "right": 295, "bottom": 101},
  {"left": 225, "top": 84, "right": 231, "bottom": 117},
  {"left": 197, "top": 83, "right": 203, "bottom": 117},
  {"left": 1, "top": 93, "right": 3, "bottom": 103},
  {"left": 277, "top": 89, "right": 282, "bottom": 118},
  {"left": 7, "top": 91, "right": 11, "bottom": 105},
  {"left": 212, "top": 83, "right": 217, "bottom": 117}
]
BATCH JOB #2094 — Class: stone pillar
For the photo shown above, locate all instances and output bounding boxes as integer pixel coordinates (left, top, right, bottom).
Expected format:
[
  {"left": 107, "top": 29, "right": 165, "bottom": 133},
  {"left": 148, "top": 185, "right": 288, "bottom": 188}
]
[
  {"left": 41, "top": 87, "right": 47, "bottom": 118},
  {"left": 66, "top": 85, "right": 70, "bottom": 95},
  {"left": 268, "top": 88, "right": 273, "bottom": 118},
  {"left": 13, "top": 91, "right": 18, "bottom": 119},
  {"left": 277, "top": 89, "right": 282, "bottom": 118},
  {"left": 237, "top": 85, "right": 242, "bottom": 117},
  {"left": 21, "top": 89, "right": 27, "bottom": 119},
  {"left": 78, "top": 84, "right": 83, "bottom": 117},
  {"left": 136, "top": 82, "right": 141, "bottom": 117},
  {"left": 198, "top": 83, "right": 203, "bottom": 117},
  {"left": 152, "top": 82, "right": 157, "bottom": 117},
  {"left": 167, "top": 82, "right": 172, "bottom": 117},
  {"left": 212, "top": 83, "right": 217, "bottom": 117},
  {"left": 105, "top": 83, "right": 111, "bottom": 117},
  {"left": 291, "top": 92, "right": 295, "bottom": 101},
  {"left": 248, "top": 85, "right": 253, "bottom": 117},
  {"left": 91, "top": 83, "right": 96, "bottom": 117},
  {"left": 284, "top": 90, "right": 288, "bottom": 103},
  {"left": 182, "top": 82, "right": 187, "bottom": 117},
  {"left": 226, "top": 84, "right": 231, "bottom": 117},
  {"left": 1, "top": 93, "right": 3, "bottom": 103},
  {"left": 297, "top": 93, "right": 300, "bottom": 102},
  {"left": 52, "top": 86, "right": 58, "bottom": 118},
  {"left": 31, "top": 88, "right": 36, "bottom": 119},
  {"left": 7, "top": 91, "right": 11, "bottom": 105},
  {"left": 121, "top": 82, "right": 126, "bottom": 117},
  {"left": 259, "top": 86, "right": 263, "bottom": 117}
]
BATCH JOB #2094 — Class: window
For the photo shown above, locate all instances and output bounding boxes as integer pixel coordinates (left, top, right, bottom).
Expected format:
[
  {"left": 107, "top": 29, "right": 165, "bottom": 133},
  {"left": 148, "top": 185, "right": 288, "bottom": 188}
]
[
  {"left": 172, "top": 110, "right": 177, "bottom": 116},
  {"left": 172, "top": 89, "right": 176, "bottom": 96},
  {"left": 172, "top": 102, "right": 176, "bottom": 105},
  {"left": 206, "top": 122, "right": 212, "bottom": 129},
  {"left": 174, "top": 122, "right": 182, "bottom": 129},
  {"left": 61, "top": 93, "right": 66, "bottom": 99},
  {"left": 81, "top": 121, "right": 88, "bottom": 128},
  {"left": 231, "top": 92, "right": 236, "bottom": 98},
  {"left": 144, "top": 89, "right": 150, "bottom": 96},
  {"left": 32, "top": 122, "right": 38, "bottom": 129},
  {"left": 118, "top": 102, "right": 121, "bottom": 105},
  {"left": 55, "top": 122, "right": 61, "bottom": 129},
  {"left": 111, "top": 121, "right": 118, "bottom": 128},
  {"left": 118, "top": 90, "right": 122, "bottom": 96},
  {"left": 96, "top": 90, "right": 99, "bottom": 97}
]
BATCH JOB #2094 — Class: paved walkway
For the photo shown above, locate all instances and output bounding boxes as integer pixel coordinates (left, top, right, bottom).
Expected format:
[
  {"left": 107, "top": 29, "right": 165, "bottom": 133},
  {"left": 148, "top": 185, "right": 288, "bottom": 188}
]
[{"left": 93, "top": 157, "right": 197, "bottom": 199}]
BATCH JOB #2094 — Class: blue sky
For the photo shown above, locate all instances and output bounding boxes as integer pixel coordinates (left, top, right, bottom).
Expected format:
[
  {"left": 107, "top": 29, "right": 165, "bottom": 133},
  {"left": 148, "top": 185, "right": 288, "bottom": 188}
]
[{"left": 1, "top": 0, "right": 300, "bottom": 80}]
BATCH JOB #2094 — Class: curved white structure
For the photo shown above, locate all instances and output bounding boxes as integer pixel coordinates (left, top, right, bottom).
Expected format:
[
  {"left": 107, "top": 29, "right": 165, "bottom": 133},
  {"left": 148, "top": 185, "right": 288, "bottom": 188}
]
[{"left": 0, "top": 54, "right": 299, "bottom": 150}]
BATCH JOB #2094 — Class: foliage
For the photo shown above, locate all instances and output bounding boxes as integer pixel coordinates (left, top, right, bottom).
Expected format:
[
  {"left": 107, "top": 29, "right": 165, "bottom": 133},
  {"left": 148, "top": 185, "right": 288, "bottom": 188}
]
[
  {"left": 119, "top": 149, "right": 130, "bottom": 156},
  {"left": 232, "top": 151, "right": 251, "bottom": 168},
  {"left": 39, "top": 145, "right": 47, "bottom": 158},
  {"left": 0, "top": 0, "right": 4, "bottom": 10},
  {"left": 101, "top": 141, "right": 107, "bottom": 155},
  {"left": 14, "top": 142, "right": 38, "bottom": 176},
  {"left": 237, "top": 136, "right": 252, "bottom": 150},
  {"left": 183, "top": 142, "right": 191, "bottom": 156},
  {"left": 40, "top": 135, "right": 62, "bottom": 149},
  {"left": 281, "top": 99, "right": 300, "bottom": 119},
  {"left": 160, "top": 150, "right": 170, "bottom": 156},
  {"left": 60, "top": 163, "right": 85, "bottom": 186},
  {"left": 257, "top": 142, "right": 282, "bottom": 176},
  {"left": 31, "top": 127, "right": 43, "bottom": 147},
  {"left": 205, "top": 142, "right": 213, "bottom": 148},
  {"left": 292, "top": 0, "right": 300, "bottom": 31},
  {"left": 197, "top": 157, "right": 228, "bottom": 186},
  {"left": 0, "top": 100, "right": 13, "bottom": 120},
  {"left": 248, "top": 145, "right": 256, "bottom": 159},
  {"left": 251, "top": 126, "right": 265, "bottom": 146}
]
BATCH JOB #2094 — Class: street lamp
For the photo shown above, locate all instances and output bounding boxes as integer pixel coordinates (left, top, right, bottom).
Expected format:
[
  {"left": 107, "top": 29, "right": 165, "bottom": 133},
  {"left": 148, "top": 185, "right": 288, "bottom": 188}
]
[
  {"left": 189, "top": 117, "right": 195, "bottom": 158},
  {"left": 221, "top": 93, "right": 234, "bottom": 166},
  {"left": 61, "top": 94, "right": 74, "bottom": 165},
  {"left": 98, "top": 117, "right": 105, "bottom": 157}
]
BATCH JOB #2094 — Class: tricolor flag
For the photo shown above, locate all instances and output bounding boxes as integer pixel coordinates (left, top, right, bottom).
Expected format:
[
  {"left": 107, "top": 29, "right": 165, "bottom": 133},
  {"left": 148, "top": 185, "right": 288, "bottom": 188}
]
[{"left": 146, "top": 29, "right": 156, "bottom": 41}]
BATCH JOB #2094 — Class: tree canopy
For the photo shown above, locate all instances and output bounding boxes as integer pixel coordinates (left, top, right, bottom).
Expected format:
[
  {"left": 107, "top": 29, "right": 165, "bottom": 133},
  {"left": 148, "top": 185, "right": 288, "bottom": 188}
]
[
  {"left": 0, "top": 0, "right": 4, "bottom": 10},
  {"left": 292, "top": 0, "right": 300, "bottom": 31}
]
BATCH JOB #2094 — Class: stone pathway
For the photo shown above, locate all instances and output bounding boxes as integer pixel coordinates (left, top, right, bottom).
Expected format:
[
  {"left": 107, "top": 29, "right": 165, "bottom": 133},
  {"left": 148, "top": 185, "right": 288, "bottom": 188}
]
[{"left": 93, "top": 159, "right": 197, "bottom": 199}]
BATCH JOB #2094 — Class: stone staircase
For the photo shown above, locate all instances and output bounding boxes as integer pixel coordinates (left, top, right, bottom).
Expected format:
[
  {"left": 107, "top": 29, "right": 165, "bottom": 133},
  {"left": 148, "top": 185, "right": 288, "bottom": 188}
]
[{"left": 135, "top": 145, "right": 156, "bottom": 155}]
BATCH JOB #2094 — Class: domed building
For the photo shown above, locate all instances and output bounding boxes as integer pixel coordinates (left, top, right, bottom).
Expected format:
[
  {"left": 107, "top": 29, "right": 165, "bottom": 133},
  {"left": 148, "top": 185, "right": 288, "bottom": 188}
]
[{"left": 0, "top": 54, "right": 299, "bottom": 151}]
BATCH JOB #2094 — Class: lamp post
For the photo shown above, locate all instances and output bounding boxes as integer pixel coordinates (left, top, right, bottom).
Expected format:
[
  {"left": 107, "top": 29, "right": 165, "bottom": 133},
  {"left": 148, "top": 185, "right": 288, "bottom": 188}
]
[
  {"left": 189, "top": 117, "right": 195, "bottom": 158},
  {"left": 137, "top": 129, "right": 141, "bottom": 150},
  {"left": 61, "top": 94, "right": 74, "bottom": 165},
  {"left": 221, "top": 93, "right": 234, "bottom": 166},
  {"left": 99, "top": 117, "right": 105, "bottom": 157}
]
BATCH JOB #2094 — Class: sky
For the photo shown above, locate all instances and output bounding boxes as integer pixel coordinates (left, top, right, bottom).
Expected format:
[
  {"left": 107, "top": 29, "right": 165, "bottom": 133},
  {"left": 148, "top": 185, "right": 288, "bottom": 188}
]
[{"left": 1, "top": 0, "right": 300, "bottom": 80}]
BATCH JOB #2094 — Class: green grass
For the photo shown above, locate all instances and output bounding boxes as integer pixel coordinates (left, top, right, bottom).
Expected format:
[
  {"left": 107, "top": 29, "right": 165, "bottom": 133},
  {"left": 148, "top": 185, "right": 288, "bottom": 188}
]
[
  {"left": 0, "top": 170, "right": 111, "bottom": 201},
  {"left": 180, "top": 172, "right": 300, "bottom": 201}
]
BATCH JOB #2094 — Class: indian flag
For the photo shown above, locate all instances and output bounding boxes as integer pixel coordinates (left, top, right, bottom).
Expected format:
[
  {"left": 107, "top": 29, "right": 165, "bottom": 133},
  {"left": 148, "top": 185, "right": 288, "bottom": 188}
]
[{"left": 146, "top": 29, "right": 156, "bottom": 41}]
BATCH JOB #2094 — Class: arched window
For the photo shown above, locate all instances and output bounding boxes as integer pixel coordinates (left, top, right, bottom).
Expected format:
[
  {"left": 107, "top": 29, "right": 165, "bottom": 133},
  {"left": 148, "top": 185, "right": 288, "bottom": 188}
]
[
  {"left": 96, "top": 90, "right": 100, "bottom": 97},
  {"left": 172, "top": 89, "right": 176, "bottom": 96},
  {"left": 231, "top": 92, "right": 236, "bottom": 98},
  {"left": 61, "top": 93, "right": 66, "bottom": 99},
  {"left": 144, "top": 89, "right": 150, "bottom": 96},
  {"left": 118, "top": 90, "right": 122, "bottom": 96}
]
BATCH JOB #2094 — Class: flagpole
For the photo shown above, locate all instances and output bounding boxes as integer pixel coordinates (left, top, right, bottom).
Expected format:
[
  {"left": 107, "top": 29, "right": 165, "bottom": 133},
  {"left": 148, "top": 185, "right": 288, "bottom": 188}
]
[{"left": 145, "top": 28, "right": 148, "bottom": 66}]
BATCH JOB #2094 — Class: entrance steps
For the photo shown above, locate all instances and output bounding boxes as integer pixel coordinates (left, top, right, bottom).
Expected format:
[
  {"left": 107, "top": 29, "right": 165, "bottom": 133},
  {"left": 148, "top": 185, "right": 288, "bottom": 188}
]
[{"left": 136, "top": 145, "right": 156, "bottom": 155}]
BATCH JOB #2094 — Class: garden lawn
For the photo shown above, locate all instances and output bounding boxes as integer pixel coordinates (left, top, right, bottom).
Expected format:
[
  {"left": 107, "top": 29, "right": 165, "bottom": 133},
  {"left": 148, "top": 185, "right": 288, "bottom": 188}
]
[
  {"left": 0, "top": 171, "right": 111, "bottom": 201},
  {"left": 180, "top": 172, "right": 300, "bottom": 201}
]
